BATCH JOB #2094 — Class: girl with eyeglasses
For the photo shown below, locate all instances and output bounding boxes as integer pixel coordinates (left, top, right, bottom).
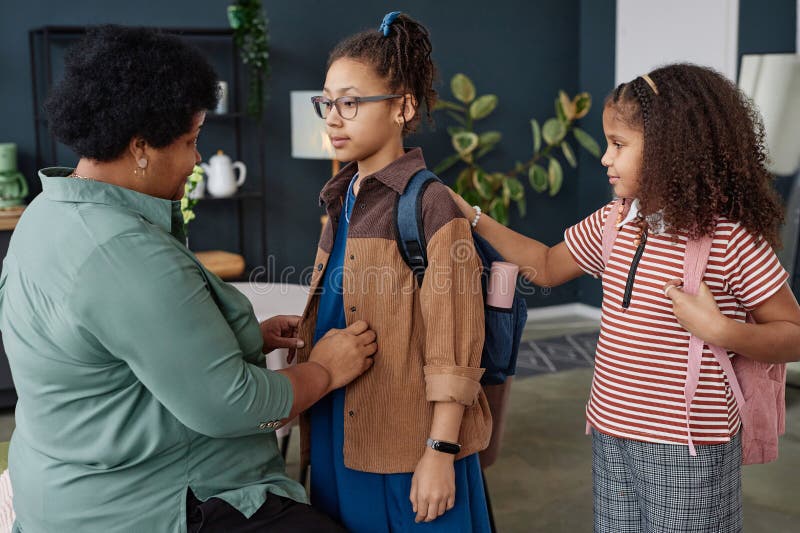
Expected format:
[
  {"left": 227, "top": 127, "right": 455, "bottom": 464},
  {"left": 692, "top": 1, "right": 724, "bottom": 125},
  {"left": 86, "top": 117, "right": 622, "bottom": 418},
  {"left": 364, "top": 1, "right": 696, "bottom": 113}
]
[{"left": 292, "top": 11, "right": 492, "bottom": 532}]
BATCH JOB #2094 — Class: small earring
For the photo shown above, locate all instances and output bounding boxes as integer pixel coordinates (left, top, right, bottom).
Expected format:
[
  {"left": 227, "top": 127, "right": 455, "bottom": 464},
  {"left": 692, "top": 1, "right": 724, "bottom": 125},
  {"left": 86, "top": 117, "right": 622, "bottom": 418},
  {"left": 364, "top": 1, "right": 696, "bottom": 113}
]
[{"left": 137, "top": 158, "right": 148, "bottom": 169}]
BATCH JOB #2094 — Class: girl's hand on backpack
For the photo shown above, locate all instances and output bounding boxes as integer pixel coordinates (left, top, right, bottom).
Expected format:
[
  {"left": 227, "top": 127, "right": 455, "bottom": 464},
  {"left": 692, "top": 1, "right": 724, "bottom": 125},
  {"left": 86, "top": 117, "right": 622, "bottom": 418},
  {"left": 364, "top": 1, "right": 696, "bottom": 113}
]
[
  {"left": 664, "top": 279, "right": 727, "bottom": 344},
  {"left": 410, "top": 448, "right": 456, "bottom": 523}
]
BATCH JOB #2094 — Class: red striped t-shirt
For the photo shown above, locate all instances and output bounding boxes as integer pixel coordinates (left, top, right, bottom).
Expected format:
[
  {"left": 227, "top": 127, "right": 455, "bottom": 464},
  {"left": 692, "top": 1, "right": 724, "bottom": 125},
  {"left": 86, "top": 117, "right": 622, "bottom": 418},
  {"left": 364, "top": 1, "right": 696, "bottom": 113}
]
[{"left": 564, "top": 201, "right": 789, "bottom": 446}]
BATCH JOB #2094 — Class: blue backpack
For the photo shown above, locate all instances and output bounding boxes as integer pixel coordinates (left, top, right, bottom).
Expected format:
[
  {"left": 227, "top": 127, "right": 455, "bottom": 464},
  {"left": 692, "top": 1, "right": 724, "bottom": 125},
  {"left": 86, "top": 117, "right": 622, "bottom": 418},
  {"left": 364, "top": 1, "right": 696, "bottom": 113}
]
[{"left": 395, "top": 169, "right": 528, "bottom": 385}]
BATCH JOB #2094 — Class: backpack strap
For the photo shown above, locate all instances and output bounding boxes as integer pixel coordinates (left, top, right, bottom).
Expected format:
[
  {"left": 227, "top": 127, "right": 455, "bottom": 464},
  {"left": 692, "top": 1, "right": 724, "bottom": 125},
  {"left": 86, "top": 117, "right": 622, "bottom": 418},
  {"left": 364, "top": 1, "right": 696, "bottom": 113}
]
[
  {"left": 395, "top": 169, "right": 440, "bottom": 286},
  {"left": 601, "top": 198, "right": 632, "bottom": 269},
  {"left": 681, "top": 235, "right": 715, "bottom": 457}
]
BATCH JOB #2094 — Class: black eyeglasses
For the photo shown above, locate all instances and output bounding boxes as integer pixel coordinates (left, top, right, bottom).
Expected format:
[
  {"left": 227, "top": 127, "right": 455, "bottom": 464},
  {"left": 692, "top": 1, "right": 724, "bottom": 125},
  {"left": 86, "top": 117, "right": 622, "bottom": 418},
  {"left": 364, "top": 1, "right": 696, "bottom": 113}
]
[{"left": 311, "top": 94, "right": 402, "bottom": 120}]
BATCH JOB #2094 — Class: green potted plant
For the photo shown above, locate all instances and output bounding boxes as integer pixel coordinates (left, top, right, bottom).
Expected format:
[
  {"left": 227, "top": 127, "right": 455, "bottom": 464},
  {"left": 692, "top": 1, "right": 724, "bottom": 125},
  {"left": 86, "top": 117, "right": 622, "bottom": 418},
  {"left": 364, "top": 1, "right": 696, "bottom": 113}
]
[
  {"left": 435, "top": 73, "right": 602, "bottom": 225},
  {"left": 227, "top": 0, "right": 271, "bottom": 118}
]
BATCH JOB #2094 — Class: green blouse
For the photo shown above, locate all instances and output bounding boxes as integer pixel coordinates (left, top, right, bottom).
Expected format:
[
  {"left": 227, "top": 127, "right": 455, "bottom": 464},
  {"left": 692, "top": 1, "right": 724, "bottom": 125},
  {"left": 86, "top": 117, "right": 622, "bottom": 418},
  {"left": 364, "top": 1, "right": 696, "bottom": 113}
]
[{"left": 0, "top": 168, "right": 304, "bottom": 532}]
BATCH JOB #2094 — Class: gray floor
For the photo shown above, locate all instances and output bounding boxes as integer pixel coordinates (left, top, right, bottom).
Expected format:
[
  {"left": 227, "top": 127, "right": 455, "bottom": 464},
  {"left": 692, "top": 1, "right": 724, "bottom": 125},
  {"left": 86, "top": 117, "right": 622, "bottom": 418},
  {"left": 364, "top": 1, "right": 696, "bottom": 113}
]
[{"left": 1, "top": 313, "right": 798, "bottom": 532}]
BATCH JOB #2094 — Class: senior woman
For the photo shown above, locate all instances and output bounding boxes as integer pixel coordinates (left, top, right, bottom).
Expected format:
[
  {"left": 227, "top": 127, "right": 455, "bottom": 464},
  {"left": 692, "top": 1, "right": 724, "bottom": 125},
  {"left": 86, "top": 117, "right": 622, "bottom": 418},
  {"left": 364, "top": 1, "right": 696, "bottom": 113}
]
[{"left": 0, "top": 26, "right": 376, "bottom": 532}]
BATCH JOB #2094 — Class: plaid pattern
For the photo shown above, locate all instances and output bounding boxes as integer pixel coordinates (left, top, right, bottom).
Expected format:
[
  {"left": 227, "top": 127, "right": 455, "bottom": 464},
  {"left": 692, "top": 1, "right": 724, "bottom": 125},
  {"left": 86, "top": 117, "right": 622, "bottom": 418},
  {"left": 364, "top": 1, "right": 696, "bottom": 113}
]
[{"left": 592, "top": 430, "right": 742, "bottom": 532}]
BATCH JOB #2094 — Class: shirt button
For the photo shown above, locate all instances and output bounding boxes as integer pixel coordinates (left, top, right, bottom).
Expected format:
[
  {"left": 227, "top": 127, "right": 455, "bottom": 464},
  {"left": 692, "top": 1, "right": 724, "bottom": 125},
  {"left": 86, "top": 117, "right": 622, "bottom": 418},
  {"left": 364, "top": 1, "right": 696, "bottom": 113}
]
[
  {"left": 350, "top": 254, "right": 355, "bottom": 260},
  {"left": 360, "top": 203, "right": 366, "bottom": 210},
  {"left": 348, "top": 410, "right": 355, "bottom": 417},
  {"left": 350, "top": 306, "right": 356, "bottom": 312},
  {"left": 317, "top": 263, "right": 323, "bottom": 271}
]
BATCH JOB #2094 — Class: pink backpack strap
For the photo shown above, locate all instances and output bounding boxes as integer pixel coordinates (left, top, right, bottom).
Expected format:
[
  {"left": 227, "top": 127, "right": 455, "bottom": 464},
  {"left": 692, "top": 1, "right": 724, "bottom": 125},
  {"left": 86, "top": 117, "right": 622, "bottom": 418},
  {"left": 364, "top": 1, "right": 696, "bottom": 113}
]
[
  {"left": 601, "top": 198, "right": 631, "bottom": 268},
  {"left": 682, "top": 234, "right": 714, "bottom": 456}
]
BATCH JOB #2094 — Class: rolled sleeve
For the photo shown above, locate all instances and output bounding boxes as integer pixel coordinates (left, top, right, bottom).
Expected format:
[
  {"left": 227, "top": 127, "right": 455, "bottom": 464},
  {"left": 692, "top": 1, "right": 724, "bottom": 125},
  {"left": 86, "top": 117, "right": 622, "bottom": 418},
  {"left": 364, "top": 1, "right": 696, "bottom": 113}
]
[{"left": 423, "top": 365, "right": 485, "bottom": 405}]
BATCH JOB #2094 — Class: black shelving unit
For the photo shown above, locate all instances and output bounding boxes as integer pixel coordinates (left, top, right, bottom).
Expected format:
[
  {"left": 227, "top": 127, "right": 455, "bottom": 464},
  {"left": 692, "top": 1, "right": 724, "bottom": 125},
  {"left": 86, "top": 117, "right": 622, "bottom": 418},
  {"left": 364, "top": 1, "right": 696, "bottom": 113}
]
[{"left": 28, "top": 26, "right": 267, "bottom": 271}]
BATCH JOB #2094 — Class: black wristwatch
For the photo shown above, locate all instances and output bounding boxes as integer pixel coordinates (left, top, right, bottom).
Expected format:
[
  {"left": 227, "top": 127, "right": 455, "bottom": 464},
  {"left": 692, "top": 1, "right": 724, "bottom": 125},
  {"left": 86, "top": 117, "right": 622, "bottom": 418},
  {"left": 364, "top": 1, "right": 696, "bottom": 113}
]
[{"left": 426, "top": 438, "right": 461, "bottom": 455}]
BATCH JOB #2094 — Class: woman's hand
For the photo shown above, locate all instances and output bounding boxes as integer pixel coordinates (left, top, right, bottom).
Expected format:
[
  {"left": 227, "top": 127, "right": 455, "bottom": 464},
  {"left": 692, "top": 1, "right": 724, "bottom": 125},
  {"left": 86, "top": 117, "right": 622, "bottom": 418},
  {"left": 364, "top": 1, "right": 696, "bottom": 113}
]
[
  {"left": 409, "top": 448, "right": 456, "bottom": 523},
  {"left": 259, "top": 315, "right": 304, "bottom": 354},
  {"left": 663, "top": 279, "right": 728, "bottom": 344},
  {"left": 309, "top": 321, "right": 377, "bottom": 390}
]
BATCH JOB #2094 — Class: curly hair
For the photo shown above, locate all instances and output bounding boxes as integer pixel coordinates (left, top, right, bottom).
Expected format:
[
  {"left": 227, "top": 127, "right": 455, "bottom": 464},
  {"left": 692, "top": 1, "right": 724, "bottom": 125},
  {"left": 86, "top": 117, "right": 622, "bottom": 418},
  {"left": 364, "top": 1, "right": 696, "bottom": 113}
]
[
  {"left": 606, "top": 63, "right": 784, "bottom": 248},
  {"left": 328, "top": 13, "right": 437, "bottom": 135},
  {"left": 45, "top": 25, "right": 219, "bottom": 161}
]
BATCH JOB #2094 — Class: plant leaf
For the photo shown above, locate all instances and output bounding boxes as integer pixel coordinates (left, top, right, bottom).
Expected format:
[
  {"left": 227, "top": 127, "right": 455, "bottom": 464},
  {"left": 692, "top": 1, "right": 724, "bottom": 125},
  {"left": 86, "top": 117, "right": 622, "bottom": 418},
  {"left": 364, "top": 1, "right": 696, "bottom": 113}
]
[
  {"left": 542, "top": 118, "right": 566, "bottom": 145},
  {"left": 453, "top": 167, "right": 473, "bottom": 194},
  {"left": 559, "top": 90, "right": 576, "bottom": 120},
  {"left": 573, "top": 128, "right": 601, "bottom": 158},
  {"left": 489, "top": 198, "right": 509, "bottom": 226},
  {"left": 451, "top": 73, "right": 476, "bottom": 104},
  {"left": 479, "top": 131, "right": 502, "bottom": 146},
  {"left": 473, "top": 169, "right": 493, "bottom": 199},
  {"left": 528, "top": 164, "right": 548, "bottom": 193},
  {"left": 446, "top": 111, "right": 466, "bottom": 125},
  {"left": 531, "top": 119, "right": 541, "bottom": 153},
  {"left": 506, "top": 176, "right": 524, "bottom": 201},
  {"left": 452, "top": 131, "right": 479, "bottom": 155},
  {"left": 433, "top": 152, "right": 463, "bottom": 175},
  {"left": 516, "top": 196, "right": 527, "bottom": 217},
  {"left": 548, "top": 158, "right": 564, "bottom": 196},
  {"left": 561, "top": 142, "right": 577, "bottom": 168},
  {"left": 434, "top": 98, "right": 467, "bottom": 112},
  {"left": 461, "top": 189, "right": 482, "bottom": 207},
  {"left": 574, "top": 92, "right": 591, "bottom": 119},
  {"left": 502, "top": 179, "right": 512, "bottom": 205},
  {"left": 555, "top": 98, "right": 567, "bottom": 123},
  {"left": 469, "top": 95, "right": 498, "bottom": 120},
  {"left": 447, "top": 126, "right": 466, "bottom": 137}
]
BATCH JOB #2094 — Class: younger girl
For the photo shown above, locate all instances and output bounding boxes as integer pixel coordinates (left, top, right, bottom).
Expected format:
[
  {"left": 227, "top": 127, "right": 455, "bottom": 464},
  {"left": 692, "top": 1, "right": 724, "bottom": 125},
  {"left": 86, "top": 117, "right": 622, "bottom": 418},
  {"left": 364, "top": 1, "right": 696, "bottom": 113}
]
[
  {"left": 449, "top": 63, "right": 800, "bottom": 532},
  {"left": 294, "top": 12, "right": 493, "bottom": 532}
]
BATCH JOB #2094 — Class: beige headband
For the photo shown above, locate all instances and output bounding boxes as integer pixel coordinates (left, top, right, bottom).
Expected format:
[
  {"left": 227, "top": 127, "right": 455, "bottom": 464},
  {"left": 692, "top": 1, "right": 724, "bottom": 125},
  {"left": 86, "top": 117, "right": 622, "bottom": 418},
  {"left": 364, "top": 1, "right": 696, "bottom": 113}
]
[{"left": 641, "top": 74, "right": 659, "bottom": 95}]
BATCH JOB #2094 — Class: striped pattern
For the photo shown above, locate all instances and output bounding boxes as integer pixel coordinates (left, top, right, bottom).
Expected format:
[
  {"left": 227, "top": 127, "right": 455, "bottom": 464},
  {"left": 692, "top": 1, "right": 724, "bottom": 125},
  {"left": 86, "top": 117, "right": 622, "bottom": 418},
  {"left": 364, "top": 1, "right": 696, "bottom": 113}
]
[{"left": 565, "top": 203, "right": 788, "bottom": 446}]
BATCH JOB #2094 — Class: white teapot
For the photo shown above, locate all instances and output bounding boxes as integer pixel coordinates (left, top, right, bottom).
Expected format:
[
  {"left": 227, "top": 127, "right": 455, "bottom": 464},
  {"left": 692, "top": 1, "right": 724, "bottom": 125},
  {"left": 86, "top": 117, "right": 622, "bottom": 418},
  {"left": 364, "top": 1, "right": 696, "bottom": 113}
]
[{"left": 201, "top": 150, "right": 247, "bottom": 198}]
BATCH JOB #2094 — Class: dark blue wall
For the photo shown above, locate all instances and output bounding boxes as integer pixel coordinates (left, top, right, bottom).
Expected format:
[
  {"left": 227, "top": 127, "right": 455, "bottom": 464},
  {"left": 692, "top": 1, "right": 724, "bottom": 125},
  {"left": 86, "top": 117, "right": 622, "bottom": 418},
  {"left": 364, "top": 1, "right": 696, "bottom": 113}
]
[
  {"left": 739, "top": 0, "right": 797, "bottom": 59},
  {"left": 0, "top": 0, "right": 587, "bottom": 308},
  {"left": 576, "top": 0, "right": 616, "bottom": 307}
]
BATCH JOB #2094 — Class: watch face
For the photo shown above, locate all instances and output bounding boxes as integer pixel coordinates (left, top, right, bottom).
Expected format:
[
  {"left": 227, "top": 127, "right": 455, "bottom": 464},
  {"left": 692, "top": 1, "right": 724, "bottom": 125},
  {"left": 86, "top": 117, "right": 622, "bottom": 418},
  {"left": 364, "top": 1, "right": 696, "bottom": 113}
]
[{"left": 433, "top": 440, "right": 460, "bottom": 454}]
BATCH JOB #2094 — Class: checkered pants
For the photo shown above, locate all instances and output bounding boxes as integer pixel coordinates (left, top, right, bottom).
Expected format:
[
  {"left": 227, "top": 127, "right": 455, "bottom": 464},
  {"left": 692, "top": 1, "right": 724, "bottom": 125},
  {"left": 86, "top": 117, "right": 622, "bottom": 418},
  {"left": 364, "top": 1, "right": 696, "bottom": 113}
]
[{"left": 592, "top": 430, "right": 742, "bottom": 533}]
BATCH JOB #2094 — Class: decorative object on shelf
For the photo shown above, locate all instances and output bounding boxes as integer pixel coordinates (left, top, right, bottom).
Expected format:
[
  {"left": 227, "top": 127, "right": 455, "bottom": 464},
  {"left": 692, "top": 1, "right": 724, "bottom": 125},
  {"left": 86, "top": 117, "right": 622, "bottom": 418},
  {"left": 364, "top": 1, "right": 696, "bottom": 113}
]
[
  {"left": 181, "top": 165, "right": 205, "bottom": 228},
  {"left": 215, "top": 80, "right": 229, "bottom": 114},
  {"left": 290, "top": 90, "right": 338, "bottom": 231},
  {"left": 434, "top": 73, "right": 601, "bottom": 225},
  {"left": 0, "top": 143, "right": 29, "bottom": 209},
  {"left": 227, "top": 0, "right": 271, "bottom": 118},
  {"left": 202, "top": 150, "right": 247, "bottom": 198}
]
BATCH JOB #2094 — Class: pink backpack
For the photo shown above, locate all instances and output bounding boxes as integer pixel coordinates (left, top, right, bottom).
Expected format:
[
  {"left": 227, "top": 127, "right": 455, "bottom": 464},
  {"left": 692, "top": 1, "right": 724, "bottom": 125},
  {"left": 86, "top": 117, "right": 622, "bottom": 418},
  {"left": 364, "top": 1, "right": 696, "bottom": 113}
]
[{"left": 597, "top": 199, "right": 786, "bottom": 465}]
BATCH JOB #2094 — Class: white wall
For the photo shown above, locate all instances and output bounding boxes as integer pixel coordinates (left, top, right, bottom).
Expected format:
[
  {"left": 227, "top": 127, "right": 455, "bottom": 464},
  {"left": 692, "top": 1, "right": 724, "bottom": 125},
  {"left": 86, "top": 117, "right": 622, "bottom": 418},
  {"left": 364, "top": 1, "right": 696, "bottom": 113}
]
[{"left": 616, "top": 0, "right": 740, "bottom": 83}]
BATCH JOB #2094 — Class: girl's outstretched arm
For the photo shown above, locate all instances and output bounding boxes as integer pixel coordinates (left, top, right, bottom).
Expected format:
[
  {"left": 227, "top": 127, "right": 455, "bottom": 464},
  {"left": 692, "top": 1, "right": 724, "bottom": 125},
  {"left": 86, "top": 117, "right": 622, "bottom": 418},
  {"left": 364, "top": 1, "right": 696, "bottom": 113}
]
[{"left": 449, "top": 189, "right": 584, "bottom": 287}]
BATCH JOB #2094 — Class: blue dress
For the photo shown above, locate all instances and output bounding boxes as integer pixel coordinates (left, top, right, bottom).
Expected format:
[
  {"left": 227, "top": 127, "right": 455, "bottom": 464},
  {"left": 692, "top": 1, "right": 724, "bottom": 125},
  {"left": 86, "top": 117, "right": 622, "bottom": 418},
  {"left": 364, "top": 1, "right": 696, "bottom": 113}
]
[{"left": 309, "top": 176, "right": 491, "bottom": 532}]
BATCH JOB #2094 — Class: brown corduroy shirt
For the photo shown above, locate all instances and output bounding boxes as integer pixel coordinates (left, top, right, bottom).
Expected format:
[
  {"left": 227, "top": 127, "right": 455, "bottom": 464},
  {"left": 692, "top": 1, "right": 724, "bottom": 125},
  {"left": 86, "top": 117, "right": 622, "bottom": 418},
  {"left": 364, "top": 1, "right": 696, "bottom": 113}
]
[{"left": 295, "top": 148, "right": 492, "bottom": 474}]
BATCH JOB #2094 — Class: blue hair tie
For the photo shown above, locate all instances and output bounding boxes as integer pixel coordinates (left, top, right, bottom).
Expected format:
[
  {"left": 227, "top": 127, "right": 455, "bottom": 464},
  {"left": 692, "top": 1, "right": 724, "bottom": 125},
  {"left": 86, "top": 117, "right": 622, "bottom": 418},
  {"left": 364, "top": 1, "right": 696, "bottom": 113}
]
[{"left": 379, "top": 11, "right": 402, "bottom": 37}]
